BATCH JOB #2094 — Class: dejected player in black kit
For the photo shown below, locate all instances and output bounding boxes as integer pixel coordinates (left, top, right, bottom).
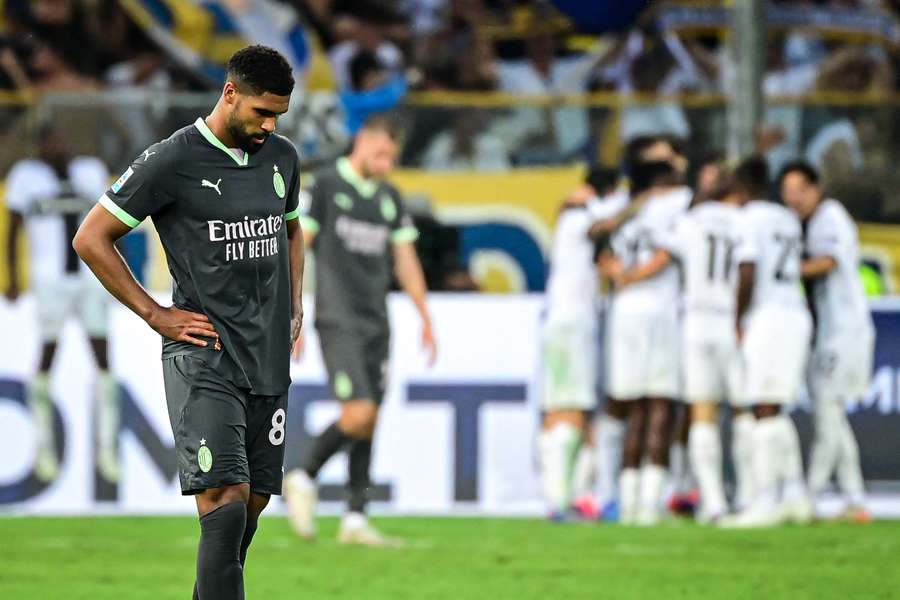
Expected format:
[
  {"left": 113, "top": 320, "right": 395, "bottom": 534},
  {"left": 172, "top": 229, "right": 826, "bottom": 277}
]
[
  {"left": 284, "top": 115, "right": 437, "bottom": 546},
  {"left": 73, "top": 45, "right": 304, "bottom": 599}
]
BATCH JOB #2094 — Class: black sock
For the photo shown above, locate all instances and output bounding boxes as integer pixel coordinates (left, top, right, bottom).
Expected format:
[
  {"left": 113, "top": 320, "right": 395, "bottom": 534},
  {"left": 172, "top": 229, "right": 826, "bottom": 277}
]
[
  {"left": 196, "top": 501, "right": 246, "bottom": 600},
  {"left": 239, "top": 516, "right": 259, "bottom": 566},
  {"left": 348, "top": 439, "right": 373, "bottom": 513},
  {"left": 303, "top": 421, "right": 350, "bottom": 478},
  {"left": 194, "top": 513, "right": 257, "bottom": 598}
]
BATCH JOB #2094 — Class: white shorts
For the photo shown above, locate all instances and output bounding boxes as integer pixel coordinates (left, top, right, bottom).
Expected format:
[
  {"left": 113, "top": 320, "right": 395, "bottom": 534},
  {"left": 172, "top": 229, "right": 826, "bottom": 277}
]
[
  {"left": 808, "top": 330, "right": 875, "bottom": 405},
  {"left": 540, "top": 319, "right": 597, "bottom": 411},
  {"left": 34, "top": 272, "right": 110, "bottom": 342},
  {"left": 741, "top": 306, "right": 812, "bottom": 405},
  {"left": 606, "top": 305, "right": 680, "bottom": 400},
  {"left": 682, "top": 318, "right": 740, "bottom": 404}
]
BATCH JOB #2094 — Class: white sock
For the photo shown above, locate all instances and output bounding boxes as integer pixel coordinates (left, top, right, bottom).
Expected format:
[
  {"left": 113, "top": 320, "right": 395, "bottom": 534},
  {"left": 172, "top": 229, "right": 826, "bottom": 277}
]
[
  {"left": 96, "top": 371, "right": 120, "bottom": 455},
  {"left": 752, "top": 416, "right": 783, "bottom": 512},
  {"left": 571, "top": 444, "right": 595, "bottom": 500},
  {"left": 773, "top": 414, "right": 807, "bottom": 503},
  {"left": 808, "top": 399, "right": 843, "bottom": 497},
  {"left": 689, "top": 422, "right": 727, "bottom": 519},
  {"left": 28, "top": 373, "right": 55, "bottom": 452},
  {"left": 596, "top": 414, "right": 625, "bottom": 505},
  {"left": 836, "top": 411, "right": 866, "bottom": 507},
  {"left": 638, "top": 464, "right": 667, "bottom": 523},
  {"left": 538, "top": 423, "right": 581, "bottom": 513},
  {"left": 618, "top": 467, "right": 640, "bottom": 524},
  {"left": 669, "top": 442, "right": 692, "bottom": 495},
  {"left": 731, "top": 412, "right": 756, "bottom": 511}
]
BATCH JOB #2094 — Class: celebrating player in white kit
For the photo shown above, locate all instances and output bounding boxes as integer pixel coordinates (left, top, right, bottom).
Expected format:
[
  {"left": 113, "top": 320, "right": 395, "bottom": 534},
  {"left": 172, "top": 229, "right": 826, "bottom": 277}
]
[
  {"left": 616, "top": 170, "right": 747, "bottom": 524},
  {"left": 780, "top": 161, "right": 874, "bottom": 523},
  {"left": 537, "top": 171, "right": 609, "bottom": 520},
  {"left": 724, "top": 158, "right": 813, "bottom": 528},
  {"left": 4, "top": 125, "right": 118, "bottom": 482},
  {"left": 604, "top": 159, "right": 691, "bottom": 525}
]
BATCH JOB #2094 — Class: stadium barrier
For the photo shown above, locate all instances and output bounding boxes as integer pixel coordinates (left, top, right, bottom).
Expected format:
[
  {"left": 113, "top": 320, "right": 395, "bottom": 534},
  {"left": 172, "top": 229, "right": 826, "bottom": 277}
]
[{"left": 1, "top": 294, "right": 899, "bottom": 516}]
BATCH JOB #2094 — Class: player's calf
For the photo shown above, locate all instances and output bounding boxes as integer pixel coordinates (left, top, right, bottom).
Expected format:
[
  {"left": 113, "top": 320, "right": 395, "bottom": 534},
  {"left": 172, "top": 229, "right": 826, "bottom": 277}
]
[{"left": 194, "top": 484, "right": 251, "bottom": 600}]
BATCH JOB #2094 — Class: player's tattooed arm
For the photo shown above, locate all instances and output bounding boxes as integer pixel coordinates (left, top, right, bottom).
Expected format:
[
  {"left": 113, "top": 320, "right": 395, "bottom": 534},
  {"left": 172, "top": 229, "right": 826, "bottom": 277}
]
[
  {"left": 73, "top": 205, "right": 220, "bottom": 348},
  {"left": 287, "top": 217, "right": 305, "bottom": 350},
  {"left": 800, "top": 255, "right": 837, "bottom": 280},
  {"left": 617, "top": 249, "right": 672, "bottom": 288}
]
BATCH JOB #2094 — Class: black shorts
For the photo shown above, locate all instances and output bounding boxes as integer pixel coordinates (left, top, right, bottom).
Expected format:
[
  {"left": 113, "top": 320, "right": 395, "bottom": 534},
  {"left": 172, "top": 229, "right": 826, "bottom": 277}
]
[
  {"left": 162, "top": 355, "right": 287, "bottom": 496},
  {"left": 317, "top": 324, "right": 390, "bottom": 405}
]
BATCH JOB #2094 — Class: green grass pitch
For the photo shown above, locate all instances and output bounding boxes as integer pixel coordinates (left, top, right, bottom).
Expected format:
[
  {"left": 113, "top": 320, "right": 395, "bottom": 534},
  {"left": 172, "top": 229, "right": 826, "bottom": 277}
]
[{"left": 1, "top": 516, "right": 898, "bottom": 599}]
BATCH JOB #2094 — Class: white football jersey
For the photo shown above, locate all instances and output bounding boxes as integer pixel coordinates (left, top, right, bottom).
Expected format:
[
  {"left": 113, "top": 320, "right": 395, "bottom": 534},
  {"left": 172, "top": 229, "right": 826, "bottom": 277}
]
[
  {"left": 805, "top": 198, "right": 874, "bottom": 342},
  {"left": 659, "top": 201, "right": 749, "bottom": 320},
  {"left": 587, "top": 187, "right": 628, "bottom": 222},
  {"left": 5, "top": 157, "right": 109, "bottom": 282},
  {"left": 545, "top": 205, "right": 597, "bottom": 324},
  {"left": 741, "top": 200, "right": 807, "bottom": 313},
  {"left": 610, "top": 185, "right": 691, "bottom": 312}
]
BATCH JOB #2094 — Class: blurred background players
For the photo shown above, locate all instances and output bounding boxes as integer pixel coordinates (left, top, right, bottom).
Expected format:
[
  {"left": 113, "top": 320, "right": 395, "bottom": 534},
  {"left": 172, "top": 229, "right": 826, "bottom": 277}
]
[
  {"left": 615, "top": 167, "right": 747, "bottom": 524},
  {"left": 724, "top": 157, "right": 813, "bottom": 528},
  {"left": 537, "top": 167, "right": 617, "bottom": 520},
  {"left": 4, "top": 124, "right": 116, "bottom": 482},
  {"left": 285, "top": 115, "right": 436, "bottom": 546},
  {"left": 600, "top": 155, "right": 691, "bottom": 526},
  {"left": 780, "top": 161, "right": 874, "bottom": 523}
]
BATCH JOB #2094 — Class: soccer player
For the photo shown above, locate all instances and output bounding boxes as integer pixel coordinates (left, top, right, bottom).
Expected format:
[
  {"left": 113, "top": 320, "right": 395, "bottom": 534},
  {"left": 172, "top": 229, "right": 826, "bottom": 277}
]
[
  {"left": 5, "top": 125, "right": 115, "bottom": 482},
  {"left": 616, "top": 170, "right": 746, "bottom": 524},
  {"left": 74, "top": 46, "right": 302, "bottom": 599},
  {"left": 780, "top": 161, "right": 874, "bottom": 523},
  {"left": 603, "top": 159, "right": 691, "bottom": 525},
  {"left": 537, "top": 172, "right": 607, "bottom": 520},
  {"left": 284, "top": 114, "right": 436, "bottom": 545},
  {"left": 723, "top": 157, "right": 813, "bottom": 528}
]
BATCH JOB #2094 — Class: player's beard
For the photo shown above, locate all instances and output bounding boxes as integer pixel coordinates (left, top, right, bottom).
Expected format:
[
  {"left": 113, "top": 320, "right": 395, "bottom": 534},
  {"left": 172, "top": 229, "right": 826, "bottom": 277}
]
[{"left": 226, "top": 112, "right": 269, "bottom": 155}]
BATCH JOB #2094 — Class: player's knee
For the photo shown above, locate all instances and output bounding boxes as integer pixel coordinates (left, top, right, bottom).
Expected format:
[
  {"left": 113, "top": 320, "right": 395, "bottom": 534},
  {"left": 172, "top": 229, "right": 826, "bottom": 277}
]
[
  {"left": 339, "top": 402, "right": 378, "bottom": 439},
  {"left": 197, "top": 483, "right": 250, "bottom": 516},
  {"left": 690, "top": 403, "right": 718, "bottom": 424},
  {"left": 543, "top": 410, "right": 585, "bottom": 430},
  {"left": 753, "top": 404, "right": 781, "bottom": 419}
]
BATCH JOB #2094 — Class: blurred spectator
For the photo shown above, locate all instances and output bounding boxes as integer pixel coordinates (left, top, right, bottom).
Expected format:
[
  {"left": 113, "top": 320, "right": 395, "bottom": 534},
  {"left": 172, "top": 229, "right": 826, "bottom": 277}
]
[
  {"left": 339, "top": 50, "right": 408, "bottom": 134},
  {"left": 327, "top": 4, "right": 406, "bottom": 90},
  {"left": 423, "top": 111, "right": 511, "bottom": 170},
  {"left": 494, "top": 30, "right": 598, "bottom": 163}
]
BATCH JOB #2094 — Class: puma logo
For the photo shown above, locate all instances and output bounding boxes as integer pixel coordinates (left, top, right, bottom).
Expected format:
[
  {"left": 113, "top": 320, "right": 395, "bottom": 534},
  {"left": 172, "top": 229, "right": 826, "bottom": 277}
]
[
  {"left": 202, "top": 178, "right": 222, "bottom": 196},
  {"left": 142, "top": 149, "right": 156, "bottom": 161}
]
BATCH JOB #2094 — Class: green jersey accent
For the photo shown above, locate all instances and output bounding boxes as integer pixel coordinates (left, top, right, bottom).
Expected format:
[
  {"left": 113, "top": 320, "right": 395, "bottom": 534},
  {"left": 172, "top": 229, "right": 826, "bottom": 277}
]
[
  {"left": 100, "top": 120, "right": 303, "bottom": 395},
  {"left": 193, "top": 117, "right": 249, "bottom": 166},
  {"left": 302, "top": 158, "right": 418, "bottom": 330}
]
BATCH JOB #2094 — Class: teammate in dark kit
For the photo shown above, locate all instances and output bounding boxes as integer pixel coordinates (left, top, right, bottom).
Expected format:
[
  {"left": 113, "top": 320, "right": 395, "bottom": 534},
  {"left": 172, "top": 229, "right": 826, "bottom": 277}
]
[
  {"left": 73, "top": 46, "right": 303, "bottom": 599},
  {"left": 284, "top": 115, "right": 437, "bottom": 546}
]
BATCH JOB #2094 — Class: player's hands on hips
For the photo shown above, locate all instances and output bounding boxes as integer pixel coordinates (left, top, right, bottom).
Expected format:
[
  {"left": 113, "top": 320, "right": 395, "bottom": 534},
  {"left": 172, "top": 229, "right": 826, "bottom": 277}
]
[
  {"left": 147, "top": 306, "right": 220, "bottom": 349},
  {"left": 422, "top": 318, "right": 437, "bottom": 367}
]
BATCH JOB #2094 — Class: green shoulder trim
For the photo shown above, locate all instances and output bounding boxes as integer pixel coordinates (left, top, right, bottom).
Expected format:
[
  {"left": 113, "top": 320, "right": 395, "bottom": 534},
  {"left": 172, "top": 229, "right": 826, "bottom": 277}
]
[
  {"left": 194, "top": 117, "right": 249, "bottom": 166},
  {"left": 336, "top": 157, "right": 377, "bottom": 198},
  {"left": 99, "top": 194, "right": 140, "bottom": 228}
]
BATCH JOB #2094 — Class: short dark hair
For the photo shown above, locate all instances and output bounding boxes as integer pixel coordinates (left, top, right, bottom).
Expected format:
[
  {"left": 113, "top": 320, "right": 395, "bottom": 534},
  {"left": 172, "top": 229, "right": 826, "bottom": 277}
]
[
  {"left": 585, "top": 167, "right": 619, "bottom": 196},
  {"left": 359, "top": 113, "right": 403, "bottom": 141},
  {"left": 349, "top": 50, "right": 382, "bottom": 91},
  {"left": 777, "top": 159, "right": 820, "bottom": 186},
  {"left": 624, "top": 135, "right": 660, "bottom": 168},
  {"left": 734, "top": 155, "right": 770, "bottom": 199},
  {"left": 226, "top": 45, "right": 294, "bottom": 97},
  {"left": 630, "top": 160, "right": 678, "bottom": 197}
]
